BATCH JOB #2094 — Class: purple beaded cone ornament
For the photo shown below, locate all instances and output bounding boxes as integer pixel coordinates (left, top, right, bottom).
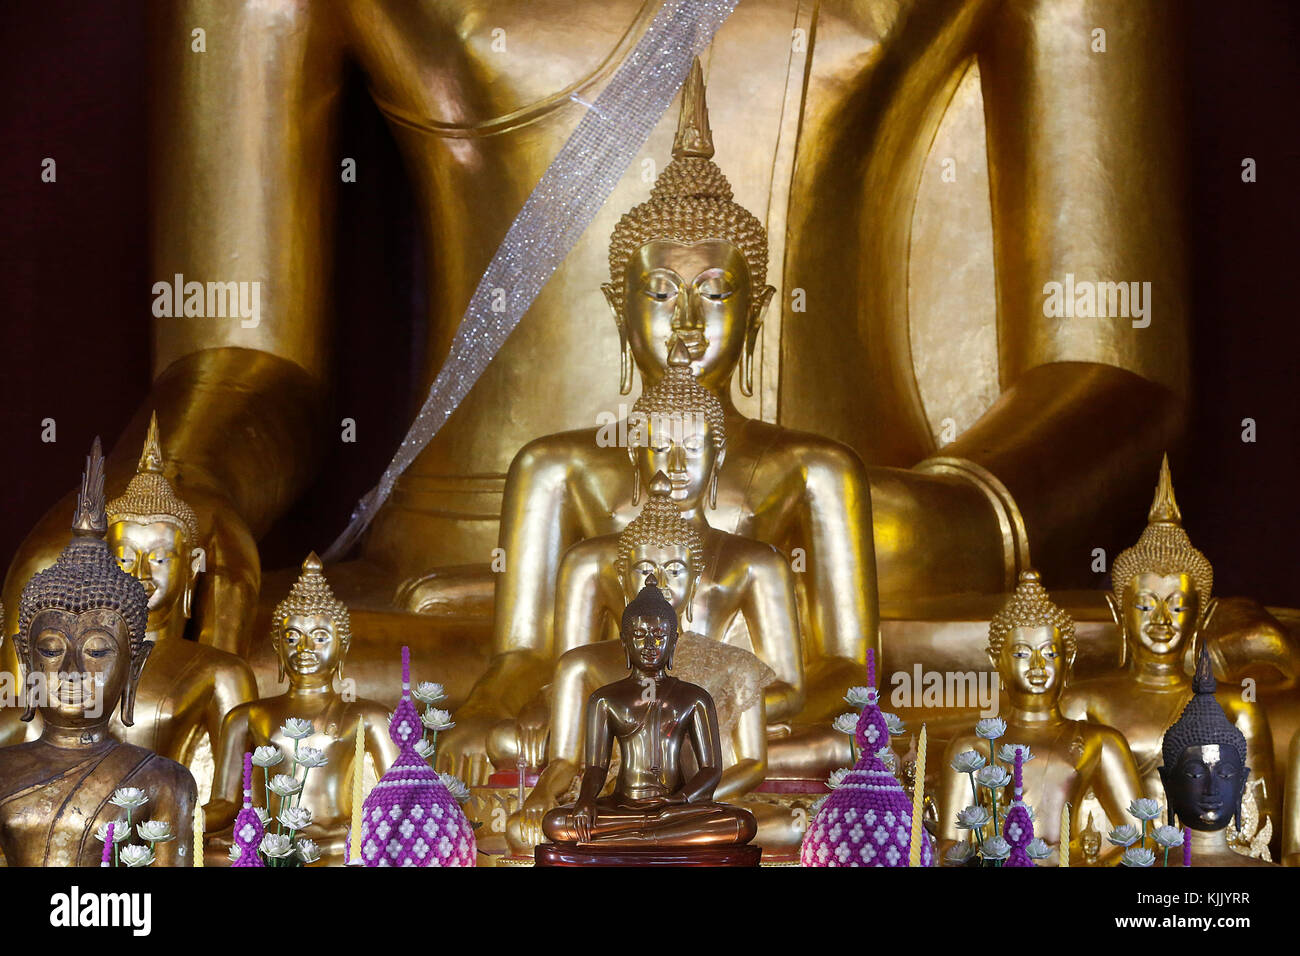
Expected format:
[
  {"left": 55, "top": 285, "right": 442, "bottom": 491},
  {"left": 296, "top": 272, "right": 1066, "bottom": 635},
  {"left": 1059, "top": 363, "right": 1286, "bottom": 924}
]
[
  {"left": 231, "top": 752, "right": 265, "bottom": 867},
  {"left": 801, "top": 650, "right": 934, "bottom": 867},
  {"left": 1003, "top": 748, "right": 1035, "bottom": 867},
  {"left": 359, "top": 646, "right": 476, "bottom": 866}
]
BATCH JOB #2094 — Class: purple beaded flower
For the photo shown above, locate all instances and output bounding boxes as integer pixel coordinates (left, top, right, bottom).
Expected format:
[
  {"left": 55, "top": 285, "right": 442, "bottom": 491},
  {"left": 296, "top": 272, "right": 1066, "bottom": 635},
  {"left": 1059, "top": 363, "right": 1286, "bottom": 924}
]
[
  {"left": 800, "top": 650, "right": 934, "bottom": 867},
  {"left": 1003, "top": 748, "right": 1035, "bottom": 867},
  {"left": 231, "top": 752, "right": 266, "bottom": 867},
  {"left": 358, "top": 647, "right": 476, "bottom": 866}
]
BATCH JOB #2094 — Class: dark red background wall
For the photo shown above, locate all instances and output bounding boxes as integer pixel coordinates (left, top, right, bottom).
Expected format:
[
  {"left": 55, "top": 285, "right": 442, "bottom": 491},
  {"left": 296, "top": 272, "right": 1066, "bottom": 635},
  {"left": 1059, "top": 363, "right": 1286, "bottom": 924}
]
[{"left": 1, "top": 1, "right": 1297, "bottom": 602}]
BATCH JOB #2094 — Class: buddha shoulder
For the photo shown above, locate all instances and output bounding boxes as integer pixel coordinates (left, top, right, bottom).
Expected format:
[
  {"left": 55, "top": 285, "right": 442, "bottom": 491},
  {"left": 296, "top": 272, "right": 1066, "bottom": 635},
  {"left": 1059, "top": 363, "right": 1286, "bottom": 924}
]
[
  {"left": 741, "top": 419, "right": 867, "bottom": 475},
  {"left": 507, "top": 426, "right": 623, "bottom": 479}
]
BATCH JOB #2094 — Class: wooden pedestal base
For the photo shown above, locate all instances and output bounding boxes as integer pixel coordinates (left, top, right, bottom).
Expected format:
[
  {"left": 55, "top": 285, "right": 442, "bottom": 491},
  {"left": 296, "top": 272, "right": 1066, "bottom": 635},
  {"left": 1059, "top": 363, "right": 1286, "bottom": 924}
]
[{"left": 535, "top": 843, "right": 762, "bottom": 867}]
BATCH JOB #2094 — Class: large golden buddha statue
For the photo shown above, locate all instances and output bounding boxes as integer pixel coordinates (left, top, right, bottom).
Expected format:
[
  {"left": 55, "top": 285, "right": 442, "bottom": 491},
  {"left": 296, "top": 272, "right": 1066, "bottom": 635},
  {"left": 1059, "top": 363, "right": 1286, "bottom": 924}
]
[
  {"left": 204, "top": 553, "right": 398, "bottom": 865},
  {"left": 1060, "top": 458, "right": 1276, "bottom": 829},
  {"left": 937, "top": 571, "right": 1144, "bottom": 865},
  {"left": 105, "top": 413, "right": 257, "bottom": 792},
  {"left": 535, "top": 573, "right": 759, "bottom": 864},
  {"left": 0, "top": 440, "right": 197, "bottom": 866},
  {"left": 506, "top": 473, "right": 791, "bottom": 854},
  {"left": 3, "top": 2, "right": 1194, "bottom": 748}
]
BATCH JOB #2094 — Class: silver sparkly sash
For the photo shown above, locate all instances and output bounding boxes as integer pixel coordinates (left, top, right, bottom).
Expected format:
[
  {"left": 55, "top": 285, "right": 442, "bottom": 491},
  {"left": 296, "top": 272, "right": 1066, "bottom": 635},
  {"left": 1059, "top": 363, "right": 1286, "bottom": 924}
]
[{"left": 325, "top": 0, "right": 740, "bottom": 562}]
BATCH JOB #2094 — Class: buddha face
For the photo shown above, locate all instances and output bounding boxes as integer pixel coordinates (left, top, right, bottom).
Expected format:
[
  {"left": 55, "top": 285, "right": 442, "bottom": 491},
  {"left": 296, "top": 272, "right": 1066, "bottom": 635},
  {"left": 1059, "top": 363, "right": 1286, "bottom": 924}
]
[
  {"left": 275, "top": 612, "right": 345, "bottom": 683},
  {"left": 622, "top": 611, "right": 677, "bottom": 675},
  {"left": 618, "top": 239, "right": 760, "bottom": 393},
  {"left": 1080, "top": 825, "right": 1101, "bottom": 861},
  {"left": 1122, "top": 572, "right": 1198, "bottom": 657},
  {"left": 990, "top": 624, "right": 1069, "bottom": 700},
  {"left": 629, "top": 413, "right": 721, "bottom": 510},
  {"left": 27, "top": 607, "right": 145, "bottom": 726},
  {"left": 1161, "top": 743, "right": 1247, "bottom": 831},
  {"left": 619, "top": 543, "right": 698, "bottom": 624},
  {"left": 107, "top": 519, "right": 192, "bottom": 628}
]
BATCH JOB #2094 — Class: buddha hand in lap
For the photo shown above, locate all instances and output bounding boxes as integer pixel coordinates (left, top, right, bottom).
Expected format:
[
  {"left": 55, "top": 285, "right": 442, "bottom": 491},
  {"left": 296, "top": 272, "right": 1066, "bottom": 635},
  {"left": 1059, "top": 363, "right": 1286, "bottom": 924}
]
[{"left": 540, "top": 574, "right": 756, "bottom": 849}]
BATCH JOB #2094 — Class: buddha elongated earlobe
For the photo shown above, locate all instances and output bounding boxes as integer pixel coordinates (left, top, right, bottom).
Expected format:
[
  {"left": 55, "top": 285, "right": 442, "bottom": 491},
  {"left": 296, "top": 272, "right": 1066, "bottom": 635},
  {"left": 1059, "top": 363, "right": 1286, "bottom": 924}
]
[
  {"left": 603, "top": 283, "right": 634, "bottom": 395},
  {"left": 273, "top": 636, "right": 286, "bottom": 685},
  {"left": 629, "top": 447, "right": 641, "bottom": 507},
  {"left": 708, "top": 447, "right": 725, "bottom": 510},
  {"left": 121, "top": 642, "right": 154, "bottom": 727},
  {"left": 684, "top": 573, "right": 699, "bottom": 624},
  {"left": 739, "top": 286, "right": 775, "bottom": 398}
]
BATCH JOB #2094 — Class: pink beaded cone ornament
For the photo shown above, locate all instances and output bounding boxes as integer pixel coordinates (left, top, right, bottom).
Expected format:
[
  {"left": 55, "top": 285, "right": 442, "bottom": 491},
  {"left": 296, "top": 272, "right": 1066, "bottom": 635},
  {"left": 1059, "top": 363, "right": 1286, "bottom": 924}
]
[
  {"left": 359, "top": 646, "right": 476, "bottom": 866},
  {"left": 231, "top": 752, "right": 265, "bottom": 867},
  {"left": 801, "top": 650, "right": 934, "bottom": 867},
  {"left": 1003, "top": 747, "right": 1035, "bottom": 867}
]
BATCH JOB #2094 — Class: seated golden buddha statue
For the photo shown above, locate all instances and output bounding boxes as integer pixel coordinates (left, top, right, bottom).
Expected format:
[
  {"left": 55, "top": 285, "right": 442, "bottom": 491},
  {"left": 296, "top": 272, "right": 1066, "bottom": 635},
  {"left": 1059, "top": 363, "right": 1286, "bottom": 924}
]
[
  {"left": 6, "top": 3, "right": 1206, "bottom": 776},
  {"left": 937, "top": 571, "right": 1144, "bottom": 866},
  {"left": 0, "top": 440, "right": 197, "bottom": 866},
  {"left": 536, "top": 573, "right": 758, "bottom": 864},
  {"left": 204, "top": 553, "right": 398, "bottom": 865},
  {"left": 1161, "top": 647, "right": 1272, "bottom": 867},
  {"left": 507, "top": 473, "right": 791, "bottom": 854},
  {"left": 105, "top": 413, "right": 257, "bottom": 794},
  {"left": 487, "top": 343, "right": 807, "bottom": 771},
  {"left": 443, "top": 61, "right": 880, "bottom": 783},
  {"left": 1061, "top": 458, "right": 1276, "bottom": 829}
]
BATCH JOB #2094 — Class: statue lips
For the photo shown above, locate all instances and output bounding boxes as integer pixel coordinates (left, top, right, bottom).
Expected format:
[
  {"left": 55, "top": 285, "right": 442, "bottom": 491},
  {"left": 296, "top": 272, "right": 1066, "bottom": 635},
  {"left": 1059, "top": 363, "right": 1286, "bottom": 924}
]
[
  {"left": 1141, "top": 629, "right": 1181, "bottom": 656},
  {"left": 292, "top": 651, "right": 321, "bottom": 673}
]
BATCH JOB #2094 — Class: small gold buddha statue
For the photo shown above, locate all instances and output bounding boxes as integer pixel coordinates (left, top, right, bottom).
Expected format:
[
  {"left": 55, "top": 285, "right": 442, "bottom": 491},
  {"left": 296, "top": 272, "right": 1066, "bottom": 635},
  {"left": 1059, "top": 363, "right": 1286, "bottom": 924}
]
[
  {"left": 937, "top": 571, "right": 1144, "bottom": 865},
  {"left": 443, "top": 60, "right": 878, "bottom": 783},
  {"left": 506, "top": 472, "right": 791, "bottom": 854},
  {"left": 0, "top": 440, "right": 197, "bottom": 866},
  {"left": 205, "top": 553, "right": 398, "bottom": 864},
  {"left": 536, "top": 573, "right": 758, "bottom": 862},
  {"left": 105, "top": 413, "right": 257, "bottom": 793},
  {"left": 1061, "top": 457, "right": 1276, "bottom": 828},
  {"left": 1160, "top": 647, "right": 1272, "bottom": 867}
]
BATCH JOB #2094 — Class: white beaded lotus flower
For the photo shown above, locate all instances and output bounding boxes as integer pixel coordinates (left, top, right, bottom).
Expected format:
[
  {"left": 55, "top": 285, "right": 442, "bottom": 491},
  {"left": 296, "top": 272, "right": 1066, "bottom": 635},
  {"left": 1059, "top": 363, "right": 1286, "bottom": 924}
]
[
  {"left": 119, "top": 845, "right": 155, "bottom": 868},
  {"left": 280, "top": 718, "right": 313, "bottom": 740},
  {"left": 950, "top": 750, "right": 987, "bottom": 774},
  {"left": 252, "top": 745, "right": 283, "bottom": 768},
  {"left": 831, "top": 712, "right": 858, "bottom": 735},
  {"left": 110, "top": 787, "right": 148, "bottom": 812},
  {"left": 137, "top": 820, "right": 173, "bottom": 843}
]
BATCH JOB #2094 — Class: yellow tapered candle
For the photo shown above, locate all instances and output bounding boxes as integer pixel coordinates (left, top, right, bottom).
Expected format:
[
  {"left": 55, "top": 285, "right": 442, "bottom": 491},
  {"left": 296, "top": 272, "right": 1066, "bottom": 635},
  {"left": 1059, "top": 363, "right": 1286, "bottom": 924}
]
[
  {"left": 908, "top": 724, "right": 927, "bottom": 866},
  {"left": 348, "top": 717, "right": 365, "bottom": 863},
  {"left": 1059, "top": 803, "right": 1071, "bottom": 868},
  {"left": 193, "top": 806, "right": 204, "bottom": 867}
]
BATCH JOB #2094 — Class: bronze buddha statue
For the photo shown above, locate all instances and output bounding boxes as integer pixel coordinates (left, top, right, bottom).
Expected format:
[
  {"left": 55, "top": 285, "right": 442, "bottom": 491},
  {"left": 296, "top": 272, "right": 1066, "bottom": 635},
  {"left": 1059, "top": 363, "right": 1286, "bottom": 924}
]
[
  {"left": 0, "top": 440, "right": 197, "bottom": 866},
  {"left": 204, "top": 553, "right": 398, "bottom": 865},
  {"left": 536, "top": 573, "right": 758, "bottom": 861},
  {"left": 105, "top": 413, "right": 258, "bottom": 798},
  {"left": 937, "top": 571, "right": 1144, "bottom": 865},
  {"left": 506, "top": 472, "right": 793, "bottom": 854}
]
